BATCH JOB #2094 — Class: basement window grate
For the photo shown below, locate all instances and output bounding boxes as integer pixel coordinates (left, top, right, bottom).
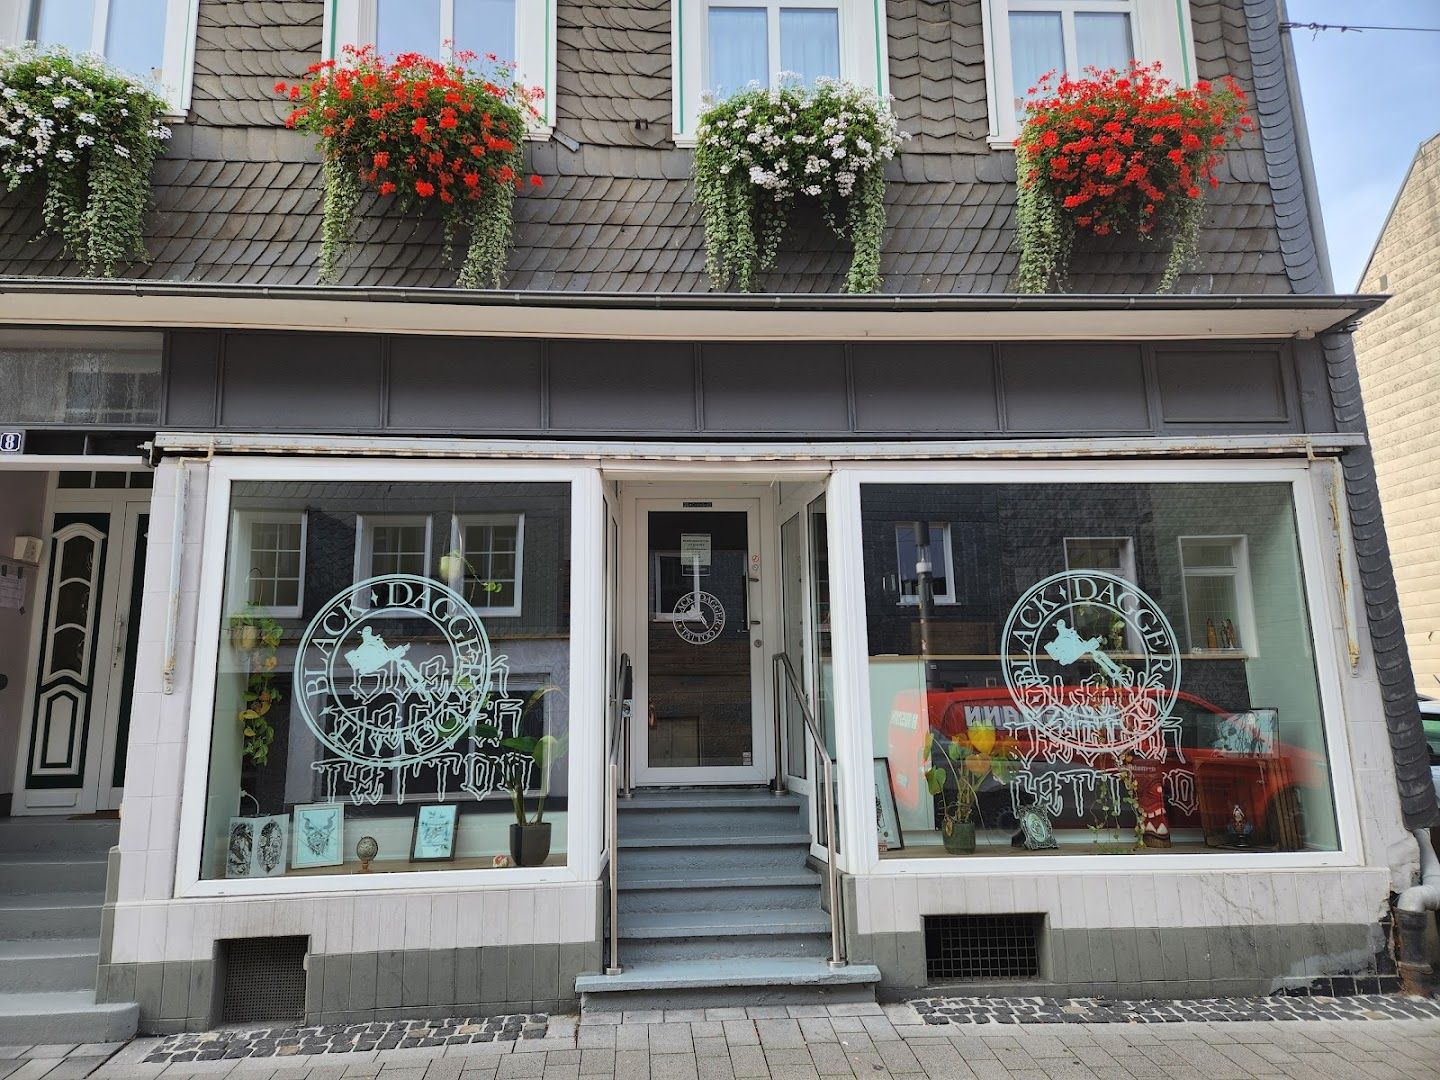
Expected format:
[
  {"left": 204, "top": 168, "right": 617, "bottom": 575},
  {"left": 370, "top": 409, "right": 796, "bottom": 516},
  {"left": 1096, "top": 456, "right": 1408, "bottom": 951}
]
[
  {"left": 219, "top": 936, "right": 308, "bottom": 1024},
  {"left": 924, "top": 914, "right": 1042, "bottom": 981}
]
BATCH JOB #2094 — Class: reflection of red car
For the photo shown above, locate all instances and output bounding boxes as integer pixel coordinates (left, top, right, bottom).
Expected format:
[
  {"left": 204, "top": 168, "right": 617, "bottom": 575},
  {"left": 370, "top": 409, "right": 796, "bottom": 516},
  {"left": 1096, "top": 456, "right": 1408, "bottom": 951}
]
[{"left": 887, "top": 686, "right": 1323, "bottom": 848}]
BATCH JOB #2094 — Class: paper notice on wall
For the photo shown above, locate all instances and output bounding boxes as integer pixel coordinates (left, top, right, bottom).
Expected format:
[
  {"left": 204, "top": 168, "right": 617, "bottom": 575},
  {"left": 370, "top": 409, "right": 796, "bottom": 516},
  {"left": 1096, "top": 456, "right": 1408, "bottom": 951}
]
[
  {"left": 0, "top": 567, "right": 24, "bottom": 610},
  {"left": 680, "top": 533, "right": 712, "bottom": 568}
]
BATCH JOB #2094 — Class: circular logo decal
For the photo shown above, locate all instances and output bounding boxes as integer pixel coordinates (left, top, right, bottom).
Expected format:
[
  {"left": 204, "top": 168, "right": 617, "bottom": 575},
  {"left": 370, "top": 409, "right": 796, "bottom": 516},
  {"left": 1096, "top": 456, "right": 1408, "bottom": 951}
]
[
  {"left": 294, "top": 574, "right": 495, "bottom": 769},
  {"left": 1000, "top": 570, "right": 1180, "bottom": 761},
  {"left": 672, "top": 590, "right": 726, "bottom": 645}
]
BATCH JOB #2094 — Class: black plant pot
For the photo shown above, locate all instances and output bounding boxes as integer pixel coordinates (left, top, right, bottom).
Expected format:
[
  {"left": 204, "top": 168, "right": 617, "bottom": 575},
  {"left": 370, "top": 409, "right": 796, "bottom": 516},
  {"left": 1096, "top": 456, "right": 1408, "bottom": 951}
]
[{"left": 509, "top": 822, "right": 552, "bottom": 867}]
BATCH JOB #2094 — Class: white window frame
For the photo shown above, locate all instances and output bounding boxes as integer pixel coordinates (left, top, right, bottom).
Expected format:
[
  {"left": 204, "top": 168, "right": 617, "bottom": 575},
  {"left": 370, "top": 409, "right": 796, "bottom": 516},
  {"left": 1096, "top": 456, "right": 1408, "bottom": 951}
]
[
  {"left": 671, "top": 0, "right": 890, "bottom": 144},
  {"left": 978, "top": 0, "right": 1197, "bottom": 147},
  {"left": 0, "top": 0, "right": 201, "bottom": 115},
  {"left": 1178, "top": 533, "right": 1256, "bottom": 657},
  {"left": 448, "top": 512, "right": 525, "bottom": 618},
  {"left": 895, "top": 521, "right": 956, "bottom": 607},
  {"left": 1063, "top": 535, "right": 1136, "bottom": 581},
  {"left": 322, "top": 0, "right": 557, "bottom": 135},
  {"left": 353, "top": 513, "right": 434, "bottom": 597},
  {"left": 229, "top": 510, "right": 308, "bottom": 619},
  {"left": 174, "top": 456, "right": 605, "bottom": 897}
]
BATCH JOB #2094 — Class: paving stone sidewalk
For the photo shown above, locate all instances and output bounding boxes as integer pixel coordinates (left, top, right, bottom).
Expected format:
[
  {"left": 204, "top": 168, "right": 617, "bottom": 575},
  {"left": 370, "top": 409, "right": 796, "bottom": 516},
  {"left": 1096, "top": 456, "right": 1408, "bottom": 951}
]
[{"left": 3, "top": 1001, "right": 1439, "bottom": 1080}]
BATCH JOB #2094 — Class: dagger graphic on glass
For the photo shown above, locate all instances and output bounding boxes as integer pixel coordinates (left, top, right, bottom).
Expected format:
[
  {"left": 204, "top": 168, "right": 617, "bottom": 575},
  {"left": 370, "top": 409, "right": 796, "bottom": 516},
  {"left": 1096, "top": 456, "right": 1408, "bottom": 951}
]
[{"left": 345, "top": 627, "right": 439, "bottom": 702}]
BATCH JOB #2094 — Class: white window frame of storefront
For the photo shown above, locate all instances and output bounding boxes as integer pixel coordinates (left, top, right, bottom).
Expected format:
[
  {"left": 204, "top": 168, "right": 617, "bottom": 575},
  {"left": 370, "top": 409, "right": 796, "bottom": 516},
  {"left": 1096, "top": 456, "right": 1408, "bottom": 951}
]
[
  {"left": 173, "top": 456, "right": 605, "bottom": 898},
  {"left": 823, "top": 459, "right": 1366, "bottom": 878}
]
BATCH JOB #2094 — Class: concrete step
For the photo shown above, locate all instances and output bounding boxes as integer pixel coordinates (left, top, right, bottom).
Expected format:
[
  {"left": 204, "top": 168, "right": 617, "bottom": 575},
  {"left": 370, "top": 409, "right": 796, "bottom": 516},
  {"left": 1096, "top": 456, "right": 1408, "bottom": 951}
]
[
  {"left": 618, "top": 836, "right": 811, "bottom": 873},
  {"left": 621, "top": 931, "right": 832, "bottom": 963},
  {"left": 0, "top": 990, "right": 137, "bottom": 1043},
  {"left": 577, "top": 957, "right": 881, "bottom": 1010},
  {"left": 0, "top": 892, "right": 104, "bottom": 939},
  {"left": 0, "top": 853, "right": 109, "bottom": 894},
  {"left": 618, "top": 908, "right": 833, "bottom": 962},
  {"left": 618, "top": 879, "right": 823, "bottom": 914},
  {"left": 0, "top": 938, "right": 100, "bottom": 992},
  {"left": 0, "top": 819, "right": 118, "bottom": 856},
  {"left": 617, "top": 792, "right": 805, "bottom": 839}
]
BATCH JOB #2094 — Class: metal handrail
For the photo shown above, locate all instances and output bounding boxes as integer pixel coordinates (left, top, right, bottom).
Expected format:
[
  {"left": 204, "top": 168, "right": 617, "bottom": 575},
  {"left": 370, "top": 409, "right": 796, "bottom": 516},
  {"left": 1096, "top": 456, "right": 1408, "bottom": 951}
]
[
  {"left": 604, "top": 653, "right": 633, "bottom": 975},
  {"left": 773, "top": 652, "right": 847, "bottom": 969}
]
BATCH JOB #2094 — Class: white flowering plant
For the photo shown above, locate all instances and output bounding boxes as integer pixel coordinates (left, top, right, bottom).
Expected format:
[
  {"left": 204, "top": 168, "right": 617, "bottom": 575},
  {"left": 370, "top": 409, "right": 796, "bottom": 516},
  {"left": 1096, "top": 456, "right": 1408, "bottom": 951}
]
[
  {"left": 693, "top": 78, "right": 906, "bottom": 293},
  {"left": 0, "top": 45, "right": 171, "bottom": 276}
]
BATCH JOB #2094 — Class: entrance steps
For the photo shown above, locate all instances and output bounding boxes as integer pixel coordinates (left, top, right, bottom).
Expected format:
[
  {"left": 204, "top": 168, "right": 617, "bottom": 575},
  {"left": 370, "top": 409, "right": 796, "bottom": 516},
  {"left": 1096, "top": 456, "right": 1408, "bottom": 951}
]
[
  {"left": 0, "top": 818, "right": 138, "bottom": 1042},
  {"left": 577, "top": 788, "right": 880, "bottom": 1010}
]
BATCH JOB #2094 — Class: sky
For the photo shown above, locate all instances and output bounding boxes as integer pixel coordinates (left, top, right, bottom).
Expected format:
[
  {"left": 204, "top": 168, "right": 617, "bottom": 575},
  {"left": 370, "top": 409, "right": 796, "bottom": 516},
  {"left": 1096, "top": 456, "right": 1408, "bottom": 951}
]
[{"left": 1287, "top": 1, "right": 1440, "bottom": 290}]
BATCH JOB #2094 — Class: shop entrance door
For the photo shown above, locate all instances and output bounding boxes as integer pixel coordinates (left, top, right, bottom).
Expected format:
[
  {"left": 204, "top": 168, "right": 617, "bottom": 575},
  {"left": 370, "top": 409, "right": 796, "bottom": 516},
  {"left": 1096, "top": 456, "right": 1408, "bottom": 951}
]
[
  {"left": 13, "top": 485, "right": 150, "bottom": 815},
  {"left": 632, "top": 498, "right": 768, "bottom": 785}
]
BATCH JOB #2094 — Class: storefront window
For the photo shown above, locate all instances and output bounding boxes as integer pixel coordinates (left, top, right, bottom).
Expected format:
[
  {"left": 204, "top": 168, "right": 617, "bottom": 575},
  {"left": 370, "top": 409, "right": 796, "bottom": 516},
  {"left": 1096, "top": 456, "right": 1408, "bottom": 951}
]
[
  {"left": 863, "top": 481, "right": 1339, "bottom": 858},
  {"left": 201, "top": 480, "right": 572, "bottom": 880}
]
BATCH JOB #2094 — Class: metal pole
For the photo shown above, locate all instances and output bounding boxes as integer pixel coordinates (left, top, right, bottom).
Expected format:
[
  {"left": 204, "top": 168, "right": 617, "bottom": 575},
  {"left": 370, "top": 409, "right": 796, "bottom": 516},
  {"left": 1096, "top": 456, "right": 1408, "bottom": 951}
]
[
  {"left": 822, "top": 750, "right": 846, "bottom": 968},
  {"left": 606, "top": 759, "right": 622, "bottom": 974},
  {"left": 772, "top": 655, "right": 787, "bottom": 796}
]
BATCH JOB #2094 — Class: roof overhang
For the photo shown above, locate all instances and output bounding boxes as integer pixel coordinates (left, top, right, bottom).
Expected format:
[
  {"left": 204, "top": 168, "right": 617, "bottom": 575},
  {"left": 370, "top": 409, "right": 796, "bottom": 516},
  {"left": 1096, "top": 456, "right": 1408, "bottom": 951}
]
[{"left": 0, "top": 279, "right": 1386, "bottom": 342}]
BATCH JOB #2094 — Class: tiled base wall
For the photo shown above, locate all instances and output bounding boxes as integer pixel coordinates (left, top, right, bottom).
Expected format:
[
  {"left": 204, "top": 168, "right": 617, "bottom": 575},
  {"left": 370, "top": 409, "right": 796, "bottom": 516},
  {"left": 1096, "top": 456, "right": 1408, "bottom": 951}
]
[
  {"left": 852, "top": 922, "right": 1391, "bottom": 1000},
  {"left": 98, "top": 941, "right": 604, "bottom": 1036}
]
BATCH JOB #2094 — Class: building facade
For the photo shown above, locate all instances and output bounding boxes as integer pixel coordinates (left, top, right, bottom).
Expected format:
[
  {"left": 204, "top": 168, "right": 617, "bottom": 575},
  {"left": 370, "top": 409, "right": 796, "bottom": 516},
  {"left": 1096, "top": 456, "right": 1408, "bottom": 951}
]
[{"left": 0, "top": 0, "right": 1435, "bottom": 1038}]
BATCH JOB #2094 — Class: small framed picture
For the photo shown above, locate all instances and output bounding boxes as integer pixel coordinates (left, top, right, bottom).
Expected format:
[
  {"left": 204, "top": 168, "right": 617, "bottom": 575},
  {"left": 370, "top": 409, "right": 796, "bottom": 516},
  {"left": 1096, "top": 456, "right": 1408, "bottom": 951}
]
[
  {"left": 292, "top": 803, "right": 344, "bottom": 869},
  {"left": 1016, "top": 805, "right": 1058, "bottom": 851},
  {"left": 412, "top": 803, "right": 459, "bottom": 861},
  {"left": 873, "top": 758, "right": 904, "bottom": 852},
  {"left": 226, "top": 815, "right": 289, "bottom": 878}
]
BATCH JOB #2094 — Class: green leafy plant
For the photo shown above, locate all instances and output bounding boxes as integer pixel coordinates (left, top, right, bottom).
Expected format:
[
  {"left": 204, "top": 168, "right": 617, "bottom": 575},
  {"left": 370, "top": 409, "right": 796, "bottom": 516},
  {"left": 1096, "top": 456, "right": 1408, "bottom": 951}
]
[
  {"left": 278, "top": 45, "right": 543, "bottom": 288},
  {"left": 0, "top": 45, "right": 171, "bottom": 276},
  {"left": 692, "top": 78, "right": 906, "bottom": 293},
  {"left": 476, "top": 687, "right": 563, "bottom": 825},
  {"left": 1088, "top": 753, "right": 1145, "bottom": 852},
  {"left": 923, "top": 725, "right": 1017, "bottom": 835},
  {"left": 229, "top": 606, "right": 284, "bottom": 766},
  {"left": 1013, "top": 61, "right": 1253, "bottom": 293}
]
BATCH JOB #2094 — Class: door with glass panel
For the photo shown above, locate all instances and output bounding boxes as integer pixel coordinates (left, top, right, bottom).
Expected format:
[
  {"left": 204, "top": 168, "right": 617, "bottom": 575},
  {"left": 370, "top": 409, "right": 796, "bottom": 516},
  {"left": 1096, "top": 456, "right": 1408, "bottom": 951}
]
[{"left": 634, "top": 500, "right": 767, "bottom": 785}]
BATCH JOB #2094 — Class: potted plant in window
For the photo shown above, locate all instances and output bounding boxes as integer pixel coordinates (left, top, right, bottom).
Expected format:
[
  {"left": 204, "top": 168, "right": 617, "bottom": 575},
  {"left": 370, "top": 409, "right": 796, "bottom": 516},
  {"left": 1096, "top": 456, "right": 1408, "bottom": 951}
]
[
  {"left": 228, "top": 605, "right": 284, "bottom": 766},
  {"left": 923, "top": 726, "right": 1016, "bottom": 855},
  {"left": 477, "top": 687, "right": 562, "bottom": 867}
]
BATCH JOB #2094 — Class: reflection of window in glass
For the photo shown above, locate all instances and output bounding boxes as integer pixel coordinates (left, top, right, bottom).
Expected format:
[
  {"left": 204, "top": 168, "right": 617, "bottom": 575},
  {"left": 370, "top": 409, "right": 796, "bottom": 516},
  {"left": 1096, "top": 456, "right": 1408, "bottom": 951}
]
[
  {"left": 450, "top": 514, "right": 524, "bottom": 616},
  {"left": 1179, "top": 535, "right": 1253, "bottom": 653},
  {"left": 233, "top": 512, "right": 307, "bottom": 617},
  {"left": 1064, "top": 535, "right": 1136, "bottom": 649},
  {"left": 706, "top": 0, "right": 841, "bottom": 98},
  {"left": 895, "top": 522, "right": 956, "bottom": 605},
  {"left": 356, "top": 515, "right": 433, "bottom": 581}
]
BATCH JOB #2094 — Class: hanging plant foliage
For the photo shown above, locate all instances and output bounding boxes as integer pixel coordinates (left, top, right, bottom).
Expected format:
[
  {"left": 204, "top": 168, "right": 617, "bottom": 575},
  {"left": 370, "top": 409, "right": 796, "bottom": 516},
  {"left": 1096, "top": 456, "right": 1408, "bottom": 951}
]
[
  {"left": 279, "top": 46, "right": 543, "bottom": 289},
  {"left": 0, "top": 45, "right": 171, "bottom": 276},
  {"left": 692, "top": 79, "right": 907, "bottom": 294},
  {"left": 1013, "top": 61, "right": 1253, "bottom": 293}
]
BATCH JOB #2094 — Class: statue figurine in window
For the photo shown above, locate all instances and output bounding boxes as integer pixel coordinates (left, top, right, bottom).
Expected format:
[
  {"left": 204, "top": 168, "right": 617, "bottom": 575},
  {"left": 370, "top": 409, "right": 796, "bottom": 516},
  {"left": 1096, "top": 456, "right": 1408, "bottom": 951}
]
[{"left": 1137, "top": 764, "right": 1172, "bottom": 849}]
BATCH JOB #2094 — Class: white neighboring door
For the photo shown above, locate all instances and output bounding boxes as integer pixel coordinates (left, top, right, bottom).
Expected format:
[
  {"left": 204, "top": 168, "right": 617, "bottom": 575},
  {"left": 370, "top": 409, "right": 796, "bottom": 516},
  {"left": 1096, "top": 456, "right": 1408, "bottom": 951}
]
[
  {"left": 629, "top": 496, "right": 770, "bottom": 785},
  {"left": 14, "top": 490, "right": 149, "bottom": 815}
]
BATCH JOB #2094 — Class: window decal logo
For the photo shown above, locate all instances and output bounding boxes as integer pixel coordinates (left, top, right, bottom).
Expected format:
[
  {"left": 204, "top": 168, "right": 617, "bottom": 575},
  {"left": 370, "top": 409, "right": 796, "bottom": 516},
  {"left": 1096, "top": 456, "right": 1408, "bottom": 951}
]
[
  {"left": 672, "top": 590, "right": 726, "bottom": 645},
  {"left": 295, "top": 573, "right": 533, "bottom": 804}
]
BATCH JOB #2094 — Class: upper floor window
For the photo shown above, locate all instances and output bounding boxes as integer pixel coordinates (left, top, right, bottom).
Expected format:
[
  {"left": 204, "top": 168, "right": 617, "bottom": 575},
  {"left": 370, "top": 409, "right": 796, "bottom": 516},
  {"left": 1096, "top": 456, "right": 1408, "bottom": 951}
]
[
  {"left": 980, "top": 0, "right": 1198, "bottom": 146},
  {"left": 3, "top": 0, "right": 199, "bottom": 113},
  {"left": 672, "top": 0, "right": 887, "bottom": 142},
  {"left": 324, "top": 0, "right": 556, "bottom": 132}
]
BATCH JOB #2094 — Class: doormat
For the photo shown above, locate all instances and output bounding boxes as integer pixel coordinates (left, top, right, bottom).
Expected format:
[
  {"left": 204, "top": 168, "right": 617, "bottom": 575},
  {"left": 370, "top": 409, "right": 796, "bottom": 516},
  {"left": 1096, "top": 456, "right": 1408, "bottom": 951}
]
[
  {"left": 910, "top": 993, "right": 1440, "bottom": 1025},
  {"left": 143, "top": 1013, "right": 548, "bottom": 1061}
]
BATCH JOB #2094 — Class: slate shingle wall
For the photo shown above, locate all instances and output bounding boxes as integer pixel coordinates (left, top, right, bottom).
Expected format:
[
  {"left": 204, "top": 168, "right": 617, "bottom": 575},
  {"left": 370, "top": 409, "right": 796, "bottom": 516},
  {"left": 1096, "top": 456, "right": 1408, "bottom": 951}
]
[{"left": 0, "top": 0, "right": 1293, "bottom": 292}]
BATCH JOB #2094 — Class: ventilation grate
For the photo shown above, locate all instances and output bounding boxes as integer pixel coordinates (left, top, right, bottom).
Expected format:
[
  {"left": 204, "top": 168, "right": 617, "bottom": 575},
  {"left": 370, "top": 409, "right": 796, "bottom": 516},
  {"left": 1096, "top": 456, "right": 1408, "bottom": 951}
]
[
  {"left": 924, "top": 914, "right": 1042, "bottom": 982},
  {"left": 219, "top": 936, "right": 308, "bottom": 1023}
]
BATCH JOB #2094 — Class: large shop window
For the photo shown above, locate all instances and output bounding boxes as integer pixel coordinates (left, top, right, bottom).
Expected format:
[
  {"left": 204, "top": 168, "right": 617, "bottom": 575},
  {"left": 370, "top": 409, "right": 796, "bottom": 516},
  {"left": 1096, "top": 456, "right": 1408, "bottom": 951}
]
[
  {"left": 200, "top": 480, "right": 572, "bottom": 881},
  {"left": 863, "top": 481, "right": 1340, "bottom": 859}
]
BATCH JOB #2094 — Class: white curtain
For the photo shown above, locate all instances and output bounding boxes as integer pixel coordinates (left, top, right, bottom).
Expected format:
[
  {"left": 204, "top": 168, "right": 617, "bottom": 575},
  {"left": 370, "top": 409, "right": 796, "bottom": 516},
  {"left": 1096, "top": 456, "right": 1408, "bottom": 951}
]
[
  {"left": 779, "top": 8, "right": 840, "bottom": 85},
  {"left": 1008, "top": 11, "right": 1064, "bottom": 106},
  {"left": 1074, "top": 12, "right": 1132, "bottom": 73},
  {"left": 708, "top": 7, "right": 768, "bottom": 98},
  {"left": 105, "top": 0, "right": 168, "bottom": 81},
  {"left": 33, "top": 0, "right": 95, "bottom": 54},
  {"left": 377, "top": 0, "right": 440, "bottom": 56},
  {"left": 456, "top": 0, "right": 518, "bottom": 65}
]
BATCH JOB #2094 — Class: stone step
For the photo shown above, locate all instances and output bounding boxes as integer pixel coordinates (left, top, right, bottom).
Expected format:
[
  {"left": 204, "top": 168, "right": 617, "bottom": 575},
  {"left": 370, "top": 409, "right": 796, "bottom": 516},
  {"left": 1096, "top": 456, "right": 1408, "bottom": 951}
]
[
  {"left": 619, "top": 907, "right": 831, "bottom": 938},
  {"left": 0, "top": 819, "right": 118, "bottom": 856},
  {"left": 576, "top": 957, "right": 880, "bottom": 1010},
  {"left": 0, "top": 853, "right": 109, "bottom": 894},
  {"left": 0, "top": 893, "right": 104, "bottom": 939},
  {"left": 0, "top": 991, "right": 137, "bottom": 1043},
  {"left": 0, "top": 937, "right": 100, "bottom": 992},
  {"left": 621, "top": 931, "right": 832, "bottom": 963},
  {"left": 617, "top": 879, "right": 823, "bottom": 914},
  {"left": 618, "top": 835, "right": 811, "bottom": 873}
]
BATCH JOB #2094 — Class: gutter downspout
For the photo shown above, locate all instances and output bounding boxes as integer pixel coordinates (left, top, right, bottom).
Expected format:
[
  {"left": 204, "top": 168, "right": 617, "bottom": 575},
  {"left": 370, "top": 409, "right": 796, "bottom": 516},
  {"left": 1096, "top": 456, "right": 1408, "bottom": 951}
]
[{"left": 1395, "top": 828, "right": 1440, "bottom": 996}]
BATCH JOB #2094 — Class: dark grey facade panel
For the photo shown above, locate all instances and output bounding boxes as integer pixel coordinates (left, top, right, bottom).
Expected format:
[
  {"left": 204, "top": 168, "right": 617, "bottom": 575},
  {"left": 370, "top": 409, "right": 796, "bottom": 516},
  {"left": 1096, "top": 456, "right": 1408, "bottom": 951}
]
[{"left": 164, "top": 331, "right": 1318, "bottom": 440}]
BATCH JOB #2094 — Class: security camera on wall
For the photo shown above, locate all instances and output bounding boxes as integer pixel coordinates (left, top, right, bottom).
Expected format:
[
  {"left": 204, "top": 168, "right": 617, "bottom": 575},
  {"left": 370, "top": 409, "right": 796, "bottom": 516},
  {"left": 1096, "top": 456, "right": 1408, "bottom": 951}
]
[{"left": 11, "top": 536, "right": 41, "bottom": 565}]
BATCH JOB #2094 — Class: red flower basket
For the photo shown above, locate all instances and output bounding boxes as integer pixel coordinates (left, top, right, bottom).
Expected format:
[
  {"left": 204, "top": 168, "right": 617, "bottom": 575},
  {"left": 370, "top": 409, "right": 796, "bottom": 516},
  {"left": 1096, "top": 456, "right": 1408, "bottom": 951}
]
[
  {"left": 278, "top": 45, "right": 543, "bottom": 288},
  {"left": 1013, "top": 61, "right": 1253, "bottom": 292}
]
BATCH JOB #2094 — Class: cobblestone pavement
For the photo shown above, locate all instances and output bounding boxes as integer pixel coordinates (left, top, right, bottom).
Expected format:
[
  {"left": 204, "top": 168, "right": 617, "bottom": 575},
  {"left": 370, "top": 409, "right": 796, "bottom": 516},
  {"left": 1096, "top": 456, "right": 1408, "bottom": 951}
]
[{"left": 3, "top": 1001, "right": 1439, "bottom": 1080}]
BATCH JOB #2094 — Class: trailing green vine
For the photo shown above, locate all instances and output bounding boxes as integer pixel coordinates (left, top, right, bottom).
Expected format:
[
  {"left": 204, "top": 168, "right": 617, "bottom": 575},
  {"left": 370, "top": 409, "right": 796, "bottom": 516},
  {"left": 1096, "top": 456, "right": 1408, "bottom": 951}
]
[
  {"left": 0, "top": 45, "right": 171, "bottom": 276},
  {"left": 692, "top": 79, "right": 906, "bottom": 293},
  {"left": 229, "top": 607, "right": 284, "bottom": 767}
]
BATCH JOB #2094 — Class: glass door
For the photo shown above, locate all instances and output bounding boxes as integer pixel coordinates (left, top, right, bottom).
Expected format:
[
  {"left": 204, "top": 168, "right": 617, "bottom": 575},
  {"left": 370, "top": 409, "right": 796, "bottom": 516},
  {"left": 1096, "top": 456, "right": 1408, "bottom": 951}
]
[{"left": 636, "top": 500, "right": 767, "bottom": 784}]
